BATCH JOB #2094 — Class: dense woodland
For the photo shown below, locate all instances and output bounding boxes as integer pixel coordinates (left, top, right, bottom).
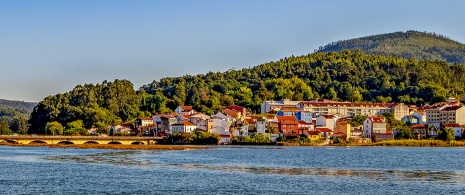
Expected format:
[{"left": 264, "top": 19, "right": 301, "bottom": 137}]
[
  {"left": 27, "top": 50, "right": 465, "bottom": 134},
  {"left": 318, "top": 31, "right": 465, "bottom": 64}
]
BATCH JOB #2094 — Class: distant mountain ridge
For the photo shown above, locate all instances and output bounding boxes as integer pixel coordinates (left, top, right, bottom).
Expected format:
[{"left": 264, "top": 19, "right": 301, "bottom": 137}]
[
  {"left": 316, "top": 30, "right": 465, "bottom": 64},
  {"left": 0, "top": 99, "right": 37, "bottom": 112}
]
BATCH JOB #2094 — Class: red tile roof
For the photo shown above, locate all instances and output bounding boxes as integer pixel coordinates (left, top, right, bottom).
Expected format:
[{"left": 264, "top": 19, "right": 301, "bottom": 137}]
[
  {"left": 181, "top": 114, "right": 192, "bottom": 119},
  {"left": 316, "top": 127, "right": 332, "bottom": 132},
  {"left": 222, "top": 108, "right": 240, "bottom": 118},
  {"left": 442, "top": 123, "right": 462, "bottom": 128},
  {"left": 442, "top": 106, "right": 463, "bottom": 111},
  {"left": 299, "top": 101, "right": 396, "bottom": 107},
  {"left": 172, "top": 121, "right": 197, "bottom": 126},
  {"left": 138, "top": 117, "right": 153, "bottom": 121},
  {"left": 307, "top": 131, "right": 321, "bottom": 135},
  {"left": 410, "top": 124, "right": 426, "bottom": 129},
  {"left": 322, "top": 114, "right": 336, "bottom": 119},
  {"left": 245, "top": 118, "right": 256, "bottom": 124},
  {"left": 368, "top": 117, "right": 385, "bottom": 123},
  {"left": 276, "top": 116, "right": 298, "bottom": 121},
  {"left": 226, "top": 105, "right": 245, "bottom": 113},
  {"left": 179, "top": 106, "right": 193, "bottom": 111}
]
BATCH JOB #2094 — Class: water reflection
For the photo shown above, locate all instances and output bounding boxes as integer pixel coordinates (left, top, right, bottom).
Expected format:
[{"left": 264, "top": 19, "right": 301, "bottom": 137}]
[{"left": 43, "top": 151, "right": 465, "bottom": 185}]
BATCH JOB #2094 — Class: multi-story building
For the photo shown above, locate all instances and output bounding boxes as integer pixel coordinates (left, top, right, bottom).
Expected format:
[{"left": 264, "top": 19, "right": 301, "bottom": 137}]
[
  {"left": 363, "top": 117, "right": 387, "bottom": 138},
  {"left": 273, "top": 116, "right": 299, "bottom": 136},
  {"left": 427, "top": 105, "right": 465, "bottom": 127},
  {"left": 296, "top": 101, "right": 409, "bottom": 120},
  {"left": 261, "top": 99, "right": 301, "bottom": 114}
]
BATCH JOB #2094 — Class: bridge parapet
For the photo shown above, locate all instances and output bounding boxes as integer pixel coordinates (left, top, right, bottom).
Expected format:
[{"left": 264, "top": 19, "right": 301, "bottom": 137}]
[{"left": 0, "top": 135, "right": 164, "bottom": 145}]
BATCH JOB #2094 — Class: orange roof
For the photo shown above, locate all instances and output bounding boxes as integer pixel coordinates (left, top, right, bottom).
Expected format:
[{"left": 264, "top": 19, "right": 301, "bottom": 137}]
[
  {"left": 222, "top": 108, "right": 240, "bottom": 118},
  {"left": 322, "top": 114, "right": 336, "bottom": 119},
  {"left": 299, "top": 101, "right": 396, "bottom": 107},
  {"left": 298, "top": 120, "right": 312, "bottom": 125},
  {"left": 138, "top": 117, "right": 153, "bottom": 121},
  {"left": 369, "top": 117, "right": 385, "bottom": 123},
  {"left": 172, "top": 121, "right": 197, "bottom": 126},
  {"left": 316, "top": 127, "right": 332, "bottom": 132},
  {"left": 307, "top": 131, "right": 321, "bottom": 135},
  {"left": 226, "top": 105, "right": 245, "bottom": 112},
  {"left": 410, "top": 124, "right": 426, "bottom": 129},
  {"left": 181, "top": 114, "right": 192, "bottom": 119},
  {"left": 276, "top": 116, "right": 297, "bottom": 121},
  {"left": 280, "top": 106, "right": 300, "bottom": 112},
  {"left": 179, "top": 106, "right": 193, "bottom": 111},
  {"left": 442, "top": 106, "right": 463, "bottom": 111},
  {"left": 442, "top": 123, "right": 462, "bottom": 128},
  {"left": 245, "top": 118, "right": 256, "bottom": 124}
]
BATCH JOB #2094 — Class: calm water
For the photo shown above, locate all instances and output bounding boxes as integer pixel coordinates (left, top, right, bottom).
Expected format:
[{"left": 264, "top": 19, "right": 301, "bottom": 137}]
[{"left": 1, "top": 146, "right": 465, "bottom": 194}]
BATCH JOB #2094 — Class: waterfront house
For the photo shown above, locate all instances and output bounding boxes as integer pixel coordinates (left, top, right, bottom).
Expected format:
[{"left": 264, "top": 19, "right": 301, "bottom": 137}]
[
  {"left": 160, "top": 115, "right": 178, "bottom": 135},
  {"left": 190, "top": 113, "right": 211, "bottom": 131},
  {"left": 410, "top": 124, "right": 427, "bottom": 139},
  {"left": 171, "top": 121, "right": 197, "bottom": 133},
  {"left": 363, "top": 116, "right": 387, "bottom": 138},
  {"left": 441, "top": 123, "right": 463, "bottom": 137},
  {"left": 315, "top": 114, "right": 337, "bottom": 130},
  {"left": 306, "top": 131, "right": 322, "bottom": 141},
  {"left": 333, "top": 121, "right": 351, "bottom": 140},
  {"left": 428, "top": 126, "right": 440, "bottom": 138},
  {"left": 273, "top": 116, "right": 299, "bottom": 138}
]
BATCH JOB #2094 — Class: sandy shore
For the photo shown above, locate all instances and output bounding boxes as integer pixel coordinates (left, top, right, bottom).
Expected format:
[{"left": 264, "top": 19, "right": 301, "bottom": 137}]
[{"left": 0, "top": 143, "right": 208, "bottom": 150}]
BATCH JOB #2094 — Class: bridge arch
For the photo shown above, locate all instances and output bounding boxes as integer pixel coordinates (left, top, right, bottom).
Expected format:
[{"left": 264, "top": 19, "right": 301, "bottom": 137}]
[
  {"left": 108, "top": 141, "right": 122, "bottom": 144},
  {"left": 2, "top": 139, "right": 19, "bottom": 144},
  {"left": 29, "top": 140, "right": 47, "bottom": 144},
  {"left": 57, "top": 141, "right": 74, "bottom": 145},
  {"left": 83, "top": 141, "right": 99, "bottom": 144},
  {"left": 131, "top": 141, "right": 145, "bottom": 145}
]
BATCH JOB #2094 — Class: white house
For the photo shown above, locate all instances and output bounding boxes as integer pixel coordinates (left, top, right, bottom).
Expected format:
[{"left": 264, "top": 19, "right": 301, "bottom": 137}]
[
  {"left": 256, "top": 119, "right": 266, "bottom": 135},
  {"left": 208, "top": 118, "right": 231, "bottom": 144},
  {"left": 315, "top": 115, "right": 337, "bottom": 130},
  {"left": 174, "top": 106, "right": 197, "bottom": 115},
  {"left": 442, "top": 123, "right": 463, "bottom": 137},
  {"left": 411, "top": 111, "right": 426, "bottom": 124},
  {"left": 363, "top": 116, "right": 387, "bottom": 138},
  {"left": 171, "top": 121, "right": 197, "bottom": 133},
  {"left": 401, "top": 115, "right": 419, "bottom": 125}
]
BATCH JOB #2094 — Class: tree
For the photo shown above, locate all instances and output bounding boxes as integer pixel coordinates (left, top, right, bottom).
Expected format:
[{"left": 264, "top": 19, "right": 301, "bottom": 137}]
[
  {"left": 438, "top": 128, "right": 455, "bottom": 142},
  {"left": 325, "top": 87, "right": 338, "bottom": 100},
  {"left": 66, "top": 120, "right": 88, "bottom": 135},
  {"left": 396, "top": 126, "right": 414, "bottom": 139},
  {"left": 45, "top": 121, "right": 64, "bottom": 135},
  {"left": 0, "top": 118, "right": 11, "bottom": 135},
  {"left": 10, "top": 117, "right": 28, "bottom": 135},
  {"left": 349, "top": 115, "right": 367, "bottom": 127}
]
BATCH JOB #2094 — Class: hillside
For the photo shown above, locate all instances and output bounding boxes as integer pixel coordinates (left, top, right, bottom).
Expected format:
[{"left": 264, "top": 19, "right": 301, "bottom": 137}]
[
  {"left": 29, "top": 50, "right": 465, "bottom": 134},
  {"left": 316, "top": 31, "right": 465, "bottom": 64},
  {"left": 0, "top": 99, "right": 37, "bottom": 112}
]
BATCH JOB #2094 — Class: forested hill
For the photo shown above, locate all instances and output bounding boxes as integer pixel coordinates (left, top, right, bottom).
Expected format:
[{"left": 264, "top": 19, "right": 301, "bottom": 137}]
[
  {"left": 0, "top": 99, "right": 36, "bottom": 112},
  {"left": 316, "top": 31, "right": 465, "bottom": 64},
  {"left": 29, "top": 50, "right": 465, "bottom": 133}
]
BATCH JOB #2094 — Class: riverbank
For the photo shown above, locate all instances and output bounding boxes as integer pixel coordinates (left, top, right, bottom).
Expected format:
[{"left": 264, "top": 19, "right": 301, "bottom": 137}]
[
  {"left": 2, "top": 139, "right": 464, "bottom": 149},
  {"left": 0, "top": 142, "right": 208, "bottom": 150}
]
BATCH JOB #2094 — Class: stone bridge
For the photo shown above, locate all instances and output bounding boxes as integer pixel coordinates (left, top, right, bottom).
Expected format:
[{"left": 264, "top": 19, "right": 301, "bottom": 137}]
[{"left": 0, "top": 135, "right": 164, "bottom": 145}]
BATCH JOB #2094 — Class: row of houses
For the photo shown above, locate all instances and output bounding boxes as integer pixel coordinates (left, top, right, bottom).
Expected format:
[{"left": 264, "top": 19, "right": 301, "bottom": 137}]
[{"left": 129, "top": 98, "right": 465, "bottom": 144}]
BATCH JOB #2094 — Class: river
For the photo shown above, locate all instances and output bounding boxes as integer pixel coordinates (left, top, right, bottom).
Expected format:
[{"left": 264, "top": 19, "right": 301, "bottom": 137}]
[{"left": 0, "top": 146, "right": 464, "bottom": 194}]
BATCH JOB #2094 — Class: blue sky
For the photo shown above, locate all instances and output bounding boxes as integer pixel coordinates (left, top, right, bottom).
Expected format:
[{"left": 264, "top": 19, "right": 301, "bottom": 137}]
[{"left": 1, "top": 0, "right": 464, "bottom": 102}]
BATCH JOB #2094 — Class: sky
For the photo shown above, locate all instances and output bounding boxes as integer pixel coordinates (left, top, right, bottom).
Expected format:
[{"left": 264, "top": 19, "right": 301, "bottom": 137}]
[{"left": 1, "top": 0, "right": 465, "bottom": 102}]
